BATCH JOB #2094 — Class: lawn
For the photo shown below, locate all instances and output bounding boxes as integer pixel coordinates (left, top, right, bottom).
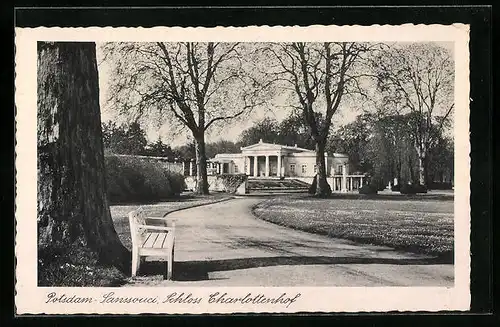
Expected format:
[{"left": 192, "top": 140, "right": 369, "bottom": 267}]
[
  {"left": 252, "top": 194, "right": 454, "bottom": 259},
  {"left": 111, "top": 193, "right": 233, "bottom": 249}
]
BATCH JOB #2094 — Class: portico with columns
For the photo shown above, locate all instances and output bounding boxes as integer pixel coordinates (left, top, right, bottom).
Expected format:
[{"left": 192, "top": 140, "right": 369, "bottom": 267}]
[
  {"left": 208, "top": 139, "right": 366, "bottom": 191},
  {"left": 244, "top": 152, "right": 285, "bottom": 178},
  {"left": 212, "top": 139, "right": 346, "bottom": 178}
]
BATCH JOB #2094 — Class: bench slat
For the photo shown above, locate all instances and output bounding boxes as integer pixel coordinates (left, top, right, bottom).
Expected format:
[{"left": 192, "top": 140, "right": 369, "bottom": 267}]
[
  {"left": 161, "top": 233, "right": 171, "bottom": 248},
  {"left": 153, "top": 233, "right": 168, "bottom": 249},
  {"left": 141, "top": 232, "right": 152, "bottom": 247},
  {"left": 143, "top": 232, "right": 159, "bottom": 248}
]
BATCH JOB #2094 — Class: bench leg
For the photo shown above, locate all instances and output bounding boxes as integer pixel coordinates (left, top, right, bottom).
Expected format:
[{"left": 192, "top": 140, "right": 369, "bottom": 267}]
[
  {"left": 164, "top": 246, "right": 174, "bottom": 280},
  {"left": 132, "top": 248, "right": 140, "bottom": 277},
  {"left": 165, "top": 255, "right": 173, "bottom": 280}
]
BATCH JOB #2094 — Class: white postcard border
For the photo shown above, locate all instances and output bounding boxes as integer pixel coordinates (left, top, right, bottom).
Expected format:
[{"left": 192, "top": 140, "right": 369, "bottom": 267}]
[{"left": 15, "top": 24, "right": 471, "bottom": 314}]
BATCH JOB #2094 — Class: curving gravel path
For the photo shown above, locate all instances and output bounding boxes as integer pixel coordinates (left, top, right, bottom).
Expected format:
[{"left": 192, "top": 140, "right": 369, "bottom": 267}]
[{"left": 126, "top": 197, "right": 453, "bottom": 287}]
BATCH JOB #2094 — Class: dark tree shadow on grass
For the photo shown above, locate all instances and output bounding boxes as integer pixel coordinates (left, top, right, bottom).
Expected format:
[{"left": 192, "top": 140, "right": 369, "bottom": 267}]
[{"left": 136, "top": 254, "right": 453, "bottom": 282}]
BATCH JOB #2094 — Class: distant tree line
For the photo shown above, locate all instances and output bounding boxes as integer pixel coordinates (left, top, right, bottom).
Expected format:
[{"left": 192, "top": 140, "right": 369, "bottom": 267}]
[
  {"left": 101, "top": 113, "right": 317, "bottom": 160},
  {"left": 238, "top": 112, "right": 453, "bottom": 188},
  {"left": 103, "top": 110, "right": 453, "bottom": 190},
  {"left": 102, "top": 120, "right": 242, "bottom": 160},
  {"left": 328, "top": 113, "right": 453, "bottom": 189}
]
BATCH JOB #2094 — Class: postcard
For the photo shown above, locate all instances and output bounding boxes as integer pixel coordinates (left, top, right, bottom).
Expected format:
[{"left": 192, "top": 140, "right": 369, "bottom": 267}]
[{"left": 15, "top": 24, "right": 470, "bottom": 314}]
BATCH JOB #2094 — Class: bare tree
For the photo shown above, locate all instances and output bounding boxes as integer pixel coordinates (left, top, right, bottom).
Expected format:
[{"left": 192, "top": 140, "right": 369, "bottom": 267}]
[
  {"left": 373, "top": 43, "right": 454, "bottom": 186},
  {"left": 102, "top": 42, "right": 267, "bottom": 194},
  {"left": 266, "top": 42, "right": 373, "bottom": 197},
  {"left": 37, "top": 42, "right": 129, "bottom": 284}
]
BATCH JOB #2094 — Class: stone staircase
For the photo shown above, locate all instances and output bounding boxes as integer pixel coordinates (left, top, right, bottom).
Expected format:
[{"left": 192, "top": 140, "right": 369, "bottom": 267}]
[{"left": 246, "top": 178, "right": 311, "bottom": 193}]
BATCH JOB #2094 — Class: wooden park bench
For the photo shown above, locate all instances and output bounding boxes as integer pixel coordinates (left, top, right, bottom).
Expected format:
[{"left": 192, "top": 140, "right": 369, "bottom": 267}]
[{"left": 128, "top": 209, "right": 176, "bottom": 280}]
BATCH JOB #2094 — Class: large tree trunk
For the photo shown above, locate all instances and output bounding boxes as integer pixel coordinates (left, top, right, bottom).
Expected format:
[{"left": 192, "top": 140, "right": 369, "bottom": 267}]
[
  {"left": 194, "top": 134, "right": 209, "bottom": 195},
  {"left": 37, "top": 42, "right": 130, "bottom": 282},
  {"left": 314, "top": 142, "right": 332, "bottom": 198}
]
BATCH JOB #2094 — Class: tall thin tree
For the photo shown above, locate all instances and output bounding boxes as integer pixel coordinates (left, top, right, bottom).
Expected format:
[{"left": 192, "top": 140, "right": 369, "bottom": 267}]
[
  {"left": 373, "top": 43, "right": 454, "bottom": 186},
  {"left": 266, "top": 42, "right": 373, "bottom": 197},
  {"left": 103, "top": 42, "right": 268, "bottom": 194}
]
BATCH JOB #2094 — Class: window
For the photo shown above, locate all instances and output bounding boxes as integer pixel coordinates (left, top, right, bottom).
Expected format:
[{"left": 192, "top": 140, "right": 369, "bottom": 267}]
[
  {"left": 234, "top": 165, "right": 239, "bottom": 173},
  {"left": 313, "top": 164, "right": 317, "bottom": 173},
  {"left": 301, "top": 164, "right": 307, "bottom": 174},
  {"left": 290, "top": 164, "right": 296, "bottom": 173},
  {"left": 337, "top": 165, "right": 343, "bottom": 174}
]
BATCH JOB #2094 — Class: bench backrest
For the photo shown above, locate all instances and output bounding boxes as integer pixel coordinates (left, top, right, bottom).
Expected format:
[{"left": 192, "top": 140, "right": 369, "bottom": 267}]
[
  {"left": 128, "top": 209, "right": 147, "bottom": 248},
  {"left": 128, "top": 209, "right": 176, "bottom": 249}
]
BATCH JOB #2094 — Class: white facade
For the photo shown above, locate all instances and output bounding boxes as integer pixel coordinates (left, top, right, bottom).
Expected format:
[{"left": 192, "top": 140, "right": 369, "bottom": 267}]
[{"left": 208, "top": 139, "right": 350, "bottom": 178}]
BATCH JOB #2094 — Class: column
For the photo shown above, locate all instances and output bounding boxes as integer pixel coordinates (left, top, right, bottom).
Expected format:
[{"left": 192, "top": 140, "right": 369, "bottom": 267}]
[
  {"left": 350, "top": 177, "right": 353, "bottom": 191},
  {"left": 341, "top": 163, "right": 347, "bottom": 192},
  {"left": 253, "top": 156, "right": 258, "bottom": 177},
  {"left": 182, "top": 162, "right": 186, "bottom": 176},
  {"left": 277, "top": 154, "right": 282, "bottom": 177},
  {"left": 360, "top": 176, "right": 363, "bottom": 187},
  {"left": 189, "top": 160, "right": 194, "bottom": 176},
  {"left": 245, "top": 157, "right": 250, "bottom": 175},
  {"left": 265, "top": 155, "right": 270, "bottom": 177},
  {"left": 333, "top": 177, "right": 336, "bottom": 191}
]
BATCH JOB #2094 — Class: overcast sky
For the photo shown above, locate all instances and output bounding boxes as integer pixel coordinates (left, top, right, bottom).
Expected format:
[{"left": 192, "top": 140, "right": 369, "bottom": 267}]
[{"left": 97, "top": 41, "right": 454, "bottom": 147}]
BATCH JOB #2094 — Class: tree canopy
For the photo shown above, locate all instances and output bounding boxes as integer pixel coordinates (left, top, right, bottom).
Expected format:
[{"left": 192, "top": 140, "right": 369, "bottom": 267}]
[
  {"left": 372, "top": 43, "right": 454, "bottom": 185},
  {"left": 102, "top": 121, "right": 148, "bottom": 155},
  {"left": 102, "top": 42, "right": 271, "bottom": 194},
  {"left": 263, "top": 42, "right": 375, "bottom": 196}
]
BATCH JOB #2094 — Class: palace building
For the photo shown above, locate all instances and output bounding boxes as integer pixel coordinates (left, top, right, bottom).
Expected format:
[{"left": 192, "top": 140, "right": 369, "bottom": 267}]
[
  {"left": 203, "top": 139, "right": 366, "bottom": 192},
  {"left": 207, "top": 139, "right": 350, "bottom": 178}
]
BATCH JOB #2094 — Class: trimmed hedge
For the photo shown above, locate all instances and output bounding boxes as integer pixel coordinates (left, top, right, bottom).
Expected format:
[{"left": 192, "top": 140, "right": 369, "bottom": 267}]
[
  {"left": 391, "top": 184, "right": 401, "bottom": 192},
  {"left": 218, "top": 174, "right": 247, "bottom": 193},
  {"left": 400, "top": 183, "right": 428, "bottom": 194},
  {"left": 358, "top": 184, "right": 378, "bottom": 195},
  {"left": 428, "top": 182, "right": 453, "bottom": 190},
  {"left": 105, "top": 155, "right": 186, "bottom": 203}
]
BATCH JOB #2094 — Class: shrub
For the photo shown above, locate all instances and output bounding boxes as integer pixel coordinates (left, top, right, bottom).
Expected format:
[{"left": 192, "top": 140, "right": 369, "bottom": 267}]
[
  {"left": 391, "top": 184, "right": 401, "bottom": 192},
  {"left": 105, "top": 155, "right": 186, "bottom": 203},
  {"left": 367, "top": 177, "right": 386, "bottom": 191},
  {"left": 400, "top": 183, "right": 428, "bottom": 194},
  {"left": 428, "top": 182, "right": 453, "bottom": 190},
  {"left": 414, "top": 184, "right": 428, "bottom": 193},
  {"left": 358, "top": 184, "right": 378, "bottom": 195},
  {"left": 218, "top": 174, "right": 247, "bottom": 193}
]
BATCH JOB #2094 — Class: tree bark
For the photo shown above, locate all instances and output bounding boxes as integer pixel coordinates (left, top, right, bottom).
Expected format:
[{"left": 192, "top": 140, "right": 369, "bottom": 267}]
[
  {"left": 194, "top": 134, "right": 209, "bottom": 195},
  {"left": 37, "top": 42, "right": 130, "bottom": 279},
  {"left": 314, "top": 142, "right": 332, "bottom": 198}
]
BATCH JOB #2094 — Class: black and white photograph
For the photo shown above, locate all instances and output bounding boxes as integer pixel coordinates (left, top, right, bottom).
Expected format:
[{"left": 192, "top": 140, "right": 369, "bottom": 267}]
[{"left": 15, "top": 24, "right": 471, "bottom": 314}]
